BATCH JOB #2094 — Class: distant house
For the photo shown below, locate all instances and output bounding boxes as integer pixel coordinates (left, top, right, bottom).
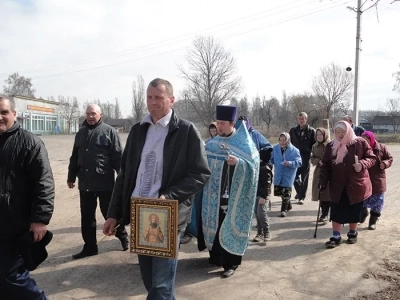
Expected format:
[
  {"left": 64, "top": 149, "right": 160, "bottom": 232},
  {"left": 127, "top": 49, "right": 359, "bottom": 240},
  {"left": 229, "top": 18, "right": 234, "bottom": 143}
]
[
  {"left": 372, "top": 116, "right": 400, "bottom": 133},
  {"left": 104, "top": 118, "right": 134, "bottom": 133},
  {"left": 359, "top": 118, "right": 373, "bottom": 131},
  {"left": 79, "top": 117, "right": 134, "bottom": 133}
]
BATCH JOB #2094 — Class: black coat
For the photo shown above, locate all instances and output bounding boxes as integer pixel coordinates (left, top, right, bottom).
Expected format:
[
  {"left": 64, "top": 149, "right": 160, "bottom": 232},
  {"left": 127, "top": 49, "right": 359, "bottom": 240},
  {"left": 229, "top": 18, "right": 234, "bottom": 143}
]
[
  {"left": 0, "top": 124, "right": 55, "bottom": 243},
  {"left": 289, "top": 124, "right": 316, "bottom": 157},
  {"left": 68, "top": 120, "right": 122, "bottom": 192},
  {"left": 107, "top": 111, "right": 211, "bottom": 230}
]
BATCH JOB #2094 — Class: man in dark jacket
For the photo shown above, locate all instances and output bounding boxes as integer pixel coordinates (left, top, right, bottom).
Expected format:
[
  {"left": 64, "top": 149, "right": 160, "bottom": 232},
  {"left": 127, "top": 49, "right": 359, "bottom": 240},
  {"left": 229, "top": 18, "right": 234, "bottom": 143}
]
[
  {"left": 68, "top": 104, "right": 128, "bottom": 259},
  {"left": 103, "top": 78, "right": 210, "bottom": 299},
  {"left": 342, "top": 115, "right": 365, "bottom": 137},
  {"left": 0, "top": 95, "right": 55, "bottom": 299},
  {"left": 289, "top": 112, "right": 316, "bottom": 204}
]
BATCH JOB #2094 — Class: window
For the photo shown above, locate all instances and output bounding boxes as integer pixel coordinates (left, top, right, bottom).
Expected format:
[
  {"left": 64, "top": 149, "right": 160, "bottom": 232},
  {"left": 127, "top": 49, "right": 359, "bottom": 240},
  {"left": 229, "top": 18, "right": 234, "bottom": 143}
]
[
  {"left": 45, "top": 116, "right": 57, "bottom": 132},
  {"left": 31, "top": 115, "right": 45, "bottom": 132}
]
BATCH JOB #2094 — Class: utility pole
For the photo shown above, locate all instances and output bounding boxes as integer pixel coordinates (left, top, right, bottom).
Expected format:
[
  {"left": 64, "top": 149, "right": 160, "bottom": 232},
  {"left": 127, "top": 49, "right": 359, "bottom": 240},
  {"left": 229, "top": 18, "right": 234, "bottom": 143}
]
[{"left": 353, "top": 0, "right": 362, "bottom": 126}]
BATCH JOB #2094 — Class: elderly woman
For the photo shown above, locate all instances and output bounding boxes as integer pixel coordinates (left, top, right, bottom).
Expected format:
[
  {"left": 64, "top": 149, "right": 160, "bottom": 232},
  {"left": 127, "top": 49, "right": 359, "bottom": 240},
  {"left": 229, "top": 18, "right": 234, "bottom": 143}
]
[
  {"left": 271, "top": 132, "right": 302, "bottom": 217},
  {"left": 319, "top": 121, "right": 376, "bottom": 248},
  {"left": 310, "top": 128, "right": 330, "bottom": 222},
  {"left": 360, "top": 131, "right": 393, "bottom": 230}
]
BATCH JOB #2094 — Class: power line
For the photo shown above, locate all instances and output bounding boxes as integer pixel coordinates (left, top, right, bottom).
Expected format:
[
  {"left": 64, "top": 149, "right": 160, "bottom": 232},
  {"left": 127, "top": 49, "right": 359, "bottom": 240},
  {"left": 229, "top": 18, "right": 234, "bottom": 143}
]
[
  {"left": 32, "top": 0, "right": 351, "bottom": 80},
  {"left": 1, "top": 0, "right": 332, "bottom": 77}
]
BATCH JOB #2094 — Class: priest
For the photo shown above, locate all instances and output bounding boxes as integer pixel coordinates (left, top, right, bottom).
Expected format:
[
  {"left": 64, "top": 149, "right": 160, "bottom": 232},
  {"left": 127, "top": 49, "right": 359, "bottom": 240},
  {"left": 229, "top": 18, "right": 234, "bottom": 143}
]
[{"left": 201, "top": 105, "right": 259, "bottom": 278}]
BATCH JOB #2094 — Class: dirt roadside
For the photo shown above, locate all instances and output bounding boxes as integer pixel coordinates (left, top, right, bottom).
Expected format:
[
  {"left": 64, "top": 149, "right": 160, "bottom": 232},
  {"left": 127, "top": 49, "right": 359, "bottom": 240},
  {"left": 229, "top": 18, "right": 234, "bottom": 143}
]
[{"left": 32, "top": 134, "right": 400, "bottom": 300}]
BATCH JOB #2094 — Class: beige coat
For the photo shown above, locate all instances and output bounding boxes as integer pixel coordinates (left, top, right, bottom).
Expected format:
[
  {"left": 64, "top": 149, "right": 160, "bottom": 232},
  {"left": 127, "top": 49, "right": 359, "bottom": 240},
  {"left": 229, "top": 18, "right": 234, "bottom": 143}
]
[{"left": 310, "top": 142, "right": 330, "bottom": 202}]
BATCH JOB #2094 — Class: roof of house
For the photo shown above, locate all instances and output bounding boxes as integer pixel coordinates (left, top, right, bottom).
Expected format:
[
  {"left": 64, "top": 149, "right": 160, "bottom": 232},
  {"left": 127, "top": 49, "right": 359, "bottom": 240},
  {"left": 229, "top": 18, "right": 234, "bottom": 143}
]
[
  {"left": 372, "top": 115, "right": 400, "bottom": 125},
  {"left": 12, "top": 95, "right": 60, "bottom": 105}
]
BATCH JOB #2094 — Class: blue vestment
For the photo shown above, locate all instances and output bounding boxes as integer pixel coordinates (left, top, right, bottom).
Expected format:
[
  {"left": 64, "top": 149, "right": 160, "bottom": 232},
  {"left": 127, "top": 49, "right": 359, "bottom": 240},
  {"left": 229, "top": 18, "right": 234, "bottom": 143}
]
[{"left": 201, "top": 122, "right": 259, "bottom": 256}]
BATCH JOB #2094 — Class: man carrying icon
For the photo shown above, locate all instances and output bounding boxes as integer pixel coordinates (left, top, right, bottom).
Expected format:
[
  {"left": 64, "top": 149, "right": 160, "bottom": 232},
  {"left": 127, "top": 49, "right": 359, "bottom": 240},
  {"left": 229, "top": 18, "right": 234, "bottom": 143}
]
[{"left": 200, "top": 105, "right": 259, "bottom": 278}]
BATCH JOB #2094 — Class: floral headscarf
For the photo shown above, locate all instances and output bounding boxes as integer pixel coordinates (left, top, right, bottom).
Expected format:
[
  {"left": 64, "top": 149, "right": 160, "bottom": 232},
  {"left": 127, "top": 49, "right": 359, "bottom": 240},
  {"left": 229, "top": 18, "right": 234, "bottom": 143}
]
[
  {"left": 332, "top": 121, "right": 357, "bottom": 164},
  {"left": 361, "top": 131, "right": 376, "bottom": 148}
]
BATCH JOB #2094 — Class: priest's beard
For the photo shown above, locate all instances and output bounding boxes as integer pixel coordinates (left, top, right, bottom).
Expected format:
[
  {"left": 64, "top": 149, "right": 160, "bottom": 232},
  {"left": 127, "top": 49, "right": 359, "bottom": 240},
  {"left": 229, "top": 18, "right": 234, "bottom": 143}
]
[{"left": 150, "top": 222, "right": 158, "bottom": 228}]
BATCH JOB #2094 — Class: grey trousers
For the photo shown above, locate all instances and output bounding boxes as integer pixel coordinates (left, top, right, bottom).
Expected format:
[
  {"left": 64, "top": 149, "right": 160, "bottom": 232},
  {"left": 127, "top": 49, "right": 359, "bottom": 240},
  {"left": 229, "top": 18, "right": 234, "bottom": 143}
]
[{"left": 254, "top": 196, "right": 270, "bottom": 234}]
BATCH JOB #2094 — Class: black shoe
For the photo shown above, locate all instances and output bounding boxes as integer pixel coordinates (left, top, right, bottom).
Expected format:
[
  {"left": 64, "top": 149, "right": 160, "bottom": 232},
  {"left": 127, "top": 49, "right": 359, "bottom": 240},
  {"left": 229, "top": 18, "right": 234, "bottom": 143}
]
[
  {"left": 346, "top": 232, "right": 358, "bottom": 244},
  {"left": 72, "top": 249, "right": 98, "bottom": 259},
  {"left": 120, "top": 237, "right": 129, "bottom": 251},
  {"left": 318, "top": 214, "right": 328, "bottom": 222},
  {"left": 294, "top": 194, "right": 299, "bottom": 200},
  {"left": 325, "top": 237, "right": 341, "bottom": 249}
]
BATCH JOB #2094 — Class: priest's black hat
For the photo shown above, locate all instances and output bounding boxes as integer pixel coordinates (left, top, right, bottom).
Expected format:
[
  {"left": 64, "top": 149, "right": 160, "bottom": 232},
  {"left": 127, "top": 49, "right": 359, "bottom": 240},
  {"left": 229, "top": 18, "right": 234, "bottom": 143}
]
[
  {"left": 216, "top": 105, "right": 238, "bottom": 121},
  {"left": 18, "top": 230, "right": 53, "bottom": 271}
]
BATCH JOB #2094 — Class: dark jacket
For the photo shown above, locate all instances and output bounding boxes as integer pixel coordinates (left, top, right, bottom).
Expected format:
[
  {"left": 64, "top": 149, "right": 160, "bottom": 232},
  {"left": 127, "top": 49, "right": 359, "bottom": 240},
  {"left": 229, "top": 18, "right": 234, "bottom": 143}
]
[
  {"left": 289, "top": 124, "right": 316, "bottom": 157},
  {"left": 68, "top": 120, "right": 122, "bottom": 192},
  {"left": 319, "top": 138, "right": 376, "bottom": 205},
  {"left": 0, "top": 123, "right": 55, "bottom": 243},
  {"left": 257, "top": 162, "right": 273, "bottom": 199},
  {"left": 107, "top": 111, "right": 211, "bottom": 230},
  {"left": 368, "top": 142, "right": 393, "bottom": 194},
  {"left": 352, "top": 124, "right": 365, "bottom": 137}
]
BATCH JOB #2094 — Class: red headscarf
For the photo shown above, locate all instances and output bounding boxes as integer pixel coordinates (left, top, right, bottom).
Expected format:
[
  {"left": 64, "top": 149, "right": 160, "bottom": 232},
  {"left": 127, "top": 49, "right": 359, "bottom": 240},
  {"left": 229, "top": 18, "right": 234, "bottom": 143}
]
[
  {"left": 361, "top": 131, "right": 376, "bottom": 148},
  {"left": 332, "top": 121, "right": 357, "bottom": 164}
]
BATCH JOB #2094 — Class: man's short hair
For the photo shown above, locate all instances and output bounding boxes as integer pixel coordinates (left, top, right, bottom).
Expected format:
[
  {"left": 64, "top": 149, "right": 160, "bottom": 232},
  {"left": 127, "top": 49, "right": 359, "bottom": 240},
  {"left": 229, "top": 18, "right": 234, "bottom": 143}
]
[
  {"left": 149, "top": 78, "right": 174, "bottom": 97},
  {"left": 343, "top": 115, "right": 352, "bottom": 122},
  {"left": 298, "top": 112, "right": 308, "bottom": 119},
  {"left": 0, "top": 94, "right": 16, "bottom": 111}
]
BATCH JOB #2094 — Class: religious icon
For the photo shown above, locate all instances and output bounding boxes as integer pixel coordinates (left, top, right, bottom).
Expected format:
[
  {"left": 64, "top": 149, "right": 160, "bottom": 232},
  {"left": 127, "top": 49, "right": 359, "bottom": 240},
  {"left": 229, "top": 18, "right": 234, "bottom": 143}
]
[
  {"left": 143, "top": 213, "right": 165, "bottom": 243},
  {"left": 131, "top": 197, "right": 178, "bottom": 259}
]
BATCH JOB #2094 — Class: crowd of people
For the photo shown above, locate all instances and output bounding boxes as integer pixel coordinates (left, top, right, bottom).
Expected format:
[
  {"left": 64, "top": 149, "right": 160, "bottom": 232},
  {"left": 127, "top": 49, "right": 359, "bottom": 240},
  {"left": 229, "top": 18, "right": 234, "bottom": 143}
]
[{"left": 0, "top": 78, "right": 394, "bottom": 299}]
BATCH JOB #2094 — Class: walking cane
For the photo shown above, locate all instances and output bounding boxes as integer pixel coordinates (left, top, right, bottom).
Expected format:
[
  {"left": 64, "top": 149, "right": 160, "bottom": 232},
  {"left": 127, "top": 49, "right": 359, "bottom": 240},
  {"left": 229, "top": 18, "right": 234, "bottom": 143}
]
[{"left": 313, "top": 190, "right": 321, "bottom": 238}]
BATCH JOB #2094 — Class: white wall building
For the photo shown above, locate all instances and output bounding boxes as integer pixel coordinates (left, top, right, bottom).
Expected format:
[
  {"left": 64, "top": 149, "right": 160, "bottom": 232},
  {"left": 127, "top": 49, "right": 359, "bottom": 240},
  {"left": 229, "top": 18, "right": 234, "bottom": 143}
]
[{"left": 13, "top": 95, "right": 79, "bottom": 134}]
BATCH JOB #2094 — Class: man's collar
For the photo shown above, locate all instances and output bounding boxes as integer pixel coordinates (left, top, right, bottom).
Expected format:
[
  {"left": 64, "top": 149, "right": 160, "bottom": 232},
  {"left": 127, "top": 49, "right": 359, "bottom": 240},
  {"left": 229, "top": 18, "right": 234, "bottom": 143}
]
[{"left": 141, "top": 110, "right": 172, "bottom": 127}]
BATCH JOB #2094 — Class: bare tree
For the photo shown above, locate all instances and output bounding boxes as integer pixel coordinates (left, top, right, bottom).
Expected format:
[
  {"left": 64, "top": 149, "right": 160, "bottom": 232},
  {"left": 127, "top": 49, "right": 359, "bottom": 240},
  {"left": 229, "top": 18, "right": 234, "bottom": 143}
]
[
  {"left": 260, "top": 96, "right": 280, "bottom": 133},
  {"left": 289, "top": 93, "right": 322, "bottom": 128},
  {"left": 386, "top": 98, "right": 400, "bottom": 133},
  {"left": 251, "top": 96, "right": 262, "bottom": 126},
  {"left": 58, "top": 95, "right": 80, "bottom": 134},
  {"left": 179, "top": 36, "right": 242, "bottom": 127},
  {"left": 3, "top": 72, "right": 36, "bottom": 97},
  {"left": 114, "top": 97, "right": 122, "bottom": 119},
  {"left": 394, "top": 63, "right": 400, "bottom": 92},
  {"left": 312, "top": 62, "right": 354, "bottom": 118},
  {"left": 132, "top": 75, "right": 146, "bottom": 123}
]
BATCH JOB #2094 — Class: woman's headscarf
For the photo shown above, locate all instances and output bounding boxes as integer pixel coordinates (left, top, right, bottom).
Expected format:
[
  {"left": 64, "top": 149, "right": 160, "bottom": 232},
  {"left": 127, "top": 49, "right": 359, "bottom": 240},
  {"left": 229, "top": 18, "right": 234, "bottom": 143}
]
[
  {"left": 208, "top": 122, "right": 217, "bottom": 137},
  {"left": 332, "top": 121, "right": 357, "bottom": 164},
  {"left": 237, "top": 116, "right": 252, "bottom": 131},
  {"left": 361, "top": 131, "right": 376, "bottom": 148},
  {"left": 279, "top": 132, "right": 291, "bottom": 148},
  {"left": 315, "top": 127, "right": 329, "bottom": 144}
]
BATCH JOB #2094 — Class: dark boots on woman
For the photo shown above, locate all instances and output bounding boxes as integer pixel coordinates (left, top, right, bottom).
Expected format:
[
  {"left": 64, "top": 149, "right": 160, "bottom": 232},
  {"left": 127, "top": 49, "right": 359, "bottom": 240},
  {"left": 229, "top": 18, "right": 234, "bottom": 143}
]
[
  {"left": 368, "top": 211, "right": 381, "bottom": 230},
  {"left": 360, "top": 207, "right": 369, "bottom": 224},
  {"left": 280, "top": 200, "right": 292, "bottom": 217}
]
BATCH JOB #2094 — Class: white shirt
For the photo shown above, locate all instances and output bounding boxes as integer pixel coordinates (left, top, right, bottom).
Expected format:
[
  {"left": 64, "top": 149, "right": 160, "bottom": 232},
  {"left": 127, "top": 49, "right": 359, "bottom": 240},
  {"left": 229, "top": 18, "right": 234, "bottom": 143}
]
[{"left": 132, "top": 110, "right": 172, "bottom": 199}]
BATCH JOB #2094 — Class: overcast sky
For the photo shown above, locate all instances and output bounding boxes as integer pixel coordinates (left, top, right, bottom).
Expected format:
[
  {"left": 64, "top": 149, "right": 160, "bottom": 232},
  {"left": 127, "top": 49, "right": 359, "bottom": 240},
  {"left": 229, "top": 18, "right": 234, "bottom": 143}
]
[{"left": 1, "top": 0, "right": 399, "bottom": 117}]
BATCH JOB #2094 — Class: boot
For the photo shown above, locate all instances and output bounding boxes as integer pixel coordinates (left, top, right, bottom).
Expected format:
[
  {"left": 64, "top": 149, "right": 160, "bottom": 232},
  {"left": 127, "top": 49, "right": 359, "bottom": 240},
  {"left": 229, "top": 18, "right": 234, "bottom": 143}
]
[
  {"left": 280, "top": 200, "right": 290, "bottom": 217},
  {"left": 368, "top": 211, "right": 381, "bottom": 230},
  {"left": 360, "top": 208, "right": 369, "bottom": 224}
]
